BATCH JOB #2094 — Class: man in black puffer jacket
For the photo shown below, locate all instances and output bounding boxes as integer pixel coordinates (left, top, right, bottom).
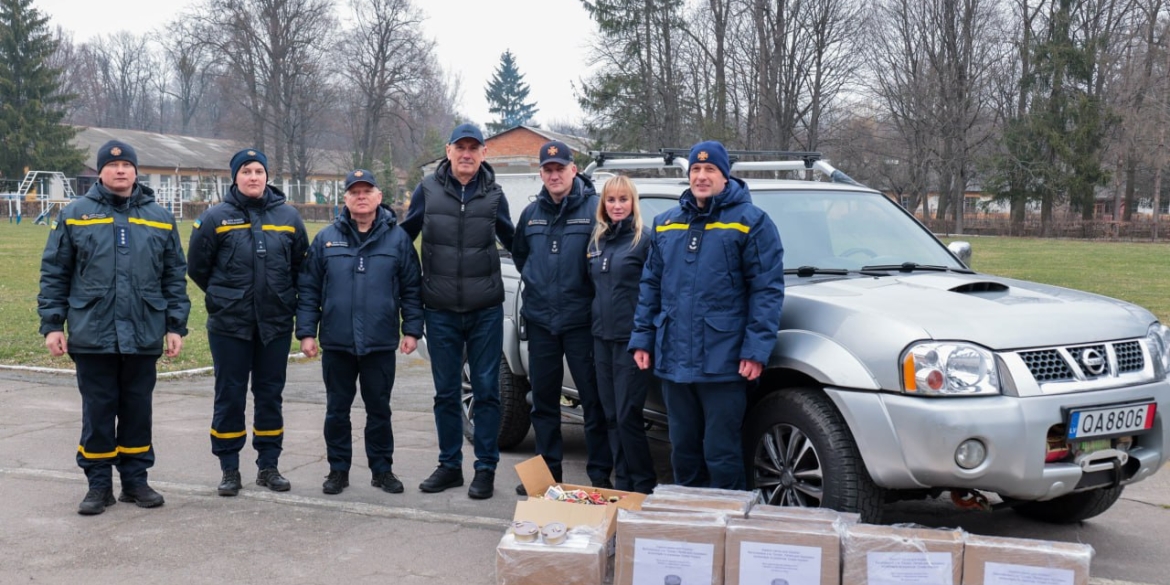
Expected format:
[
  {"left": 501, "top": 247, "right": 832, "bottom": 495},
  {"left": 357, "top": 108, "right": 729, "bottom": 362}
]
[
  {"left": 401, "top": 124, "right": 514, "bottom": 500},
  {"left": 512, "top": 140, "right": 613, "bottom": 494},
  {"left": 187, "top": 148, "right": 309, "bottom": 496},
  {"left": 39, "top": 140, "right": 190, "bottom": 515},
  {"left": 297, "top": 169, "right": 423, "bottom": 497}
]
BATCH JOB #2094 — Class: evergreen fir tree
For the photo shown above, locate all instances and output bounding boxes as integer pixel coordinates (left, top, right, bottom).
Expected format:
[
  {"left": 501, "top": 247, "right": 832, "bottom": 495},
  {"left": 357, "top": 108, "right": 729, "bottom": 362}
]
[
  {"left": 484, "top": 50, "right": 538, "bottom": 134},
  {"left": 0, "top": 0, "right": 84, "bottom": 183}
]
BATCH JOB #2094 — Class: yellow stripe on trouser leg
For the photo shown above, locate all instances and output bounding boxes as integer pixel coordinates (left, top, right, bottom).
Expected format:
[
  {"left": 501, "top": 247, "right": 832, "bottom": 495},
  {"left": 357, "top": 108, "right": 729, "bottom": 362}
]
[
  {"left": 77, "top": 445, "right": 118, "bottom": 459},
  {"left": 117, "top": 444, "right": 151, "bottom": 455},
  {"left": 210, "top": 428, "right": 248, "bottom": 439},
  {"left": 253, "top": 428, "right": 284, "bottom": 437}
]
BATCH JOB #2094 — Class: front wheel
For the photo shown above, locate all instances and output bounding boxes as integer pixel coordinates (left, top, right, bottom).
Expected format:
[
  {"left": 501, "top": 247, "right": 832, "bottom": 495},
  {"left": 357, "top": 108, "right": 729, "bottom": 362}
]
[
  {"left": 1012, "top": 485, "right": 1123, "bottom": 524},
  {"left": 744, "top": 388, "right": 884, "bottom": 523},
  {"left": 462, "top": 354, "right": 531, "bottom": 450}
]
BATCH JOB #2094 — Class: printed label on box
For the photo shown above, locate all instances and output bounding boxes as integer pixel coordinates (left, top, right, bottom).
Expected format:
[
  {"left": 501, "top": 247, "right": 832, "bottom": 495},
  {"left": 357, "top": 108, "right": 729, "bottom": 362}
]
[
  {"left": 867, "top": 551, "right": 954, "bottom": 585},
  {"left": 739, "top": 540, "right": 822, "bottom": 583},
  {"left": 984, "top": 562, "right": 1075, "bottom": 585},
  {"left": 632, "top": 537, "right": 715, "bottom": 585}
]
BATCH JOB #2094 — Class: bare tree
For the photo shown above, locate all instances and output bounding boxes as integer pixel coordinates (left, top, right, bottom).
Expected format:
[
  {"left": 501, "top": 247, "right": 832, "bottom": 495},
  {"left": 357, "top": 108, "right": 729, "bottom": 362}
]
[{"left": 159, "top": 18, "right": 219, "bottom": 135}]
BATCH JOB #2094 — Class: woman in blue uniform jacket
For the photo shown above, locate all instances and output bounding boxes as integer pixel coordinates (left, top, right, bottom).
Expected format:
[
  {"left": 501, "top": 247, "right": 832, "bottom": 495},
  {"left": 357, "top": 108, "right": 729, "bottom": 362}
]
[{"left": 588, "top": 175, "right": 657, "bottom": 494}]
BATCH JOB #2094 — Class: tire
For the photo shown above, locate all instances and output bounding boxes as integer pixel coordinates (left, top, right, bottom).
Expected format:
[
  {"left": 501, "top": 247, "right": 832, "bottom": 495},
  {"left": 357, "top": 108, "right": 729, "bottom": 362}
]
[
  {"left": 1012, "top": 485, "right": 1124, "bottom": 524},
  {"left": 462, "top": 354, "right": 531, "bottom": 450},
  {"left": 744, "top": 388, "right": 884, "bottom": 523}
]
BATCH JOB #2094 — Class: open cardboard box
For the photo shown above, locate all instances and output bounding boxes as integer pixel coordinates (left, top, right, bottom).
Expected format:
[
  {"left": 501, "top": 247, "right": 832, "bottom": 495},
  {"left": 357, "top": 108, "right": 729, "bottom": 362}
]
[{"left": 513, "top": 455, "right": 646, "bottom": 541}]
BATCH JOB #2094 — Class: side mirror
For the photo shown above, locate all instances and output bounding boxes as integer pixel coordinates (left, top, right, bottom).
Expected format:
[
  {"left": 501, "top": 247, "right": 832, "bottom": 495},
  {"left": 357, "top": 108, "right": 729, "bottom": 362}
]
[{"left": 948, "top": 241, "right": 972, "bottom": 266}]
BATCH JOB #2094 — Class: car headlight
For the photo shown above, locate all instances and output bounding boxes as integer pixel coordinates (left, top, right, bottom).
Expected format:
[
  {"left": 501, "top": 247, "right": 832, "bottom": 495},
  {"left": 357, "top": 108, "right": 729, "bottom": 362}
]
[
  {"left": 1147, "top": 323, "right": 1170, "bottom": 376},
  {"left": 901, "top": 342, "right": 1000, "bottom": 396}
]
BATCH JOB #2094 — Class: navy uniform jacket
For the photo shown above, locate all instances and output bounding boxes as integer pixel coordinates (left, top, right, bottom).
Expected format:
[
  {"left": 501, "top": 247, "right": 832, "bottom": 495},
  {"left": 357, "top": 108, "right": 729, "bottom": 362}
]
[
  {"left": 38, "top": 182, "right": 190, "bottom": 354},
  {"left": 628, "top": 177, "right": 785, "bottom": 383},
  {"left": 589, "top": 217, "right": 651, "bottom": 342},
  {"left": 512, "top": 175, "right": 598, "bottom": 334},
  {"left": 295, "top": 205, "right": 423, "bottom": 355},
  {"left": 187, "top": 185, "right": 309, "bottom": 344}
]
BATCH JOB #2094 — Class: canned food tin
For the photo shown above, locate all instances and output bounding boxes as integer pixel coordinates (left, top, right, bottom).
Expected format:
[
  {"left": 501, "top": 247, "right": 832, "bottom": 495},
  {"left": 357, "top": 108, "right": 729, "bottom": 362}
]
[
  {"left": 541, "top": 522, "right": 568, "bottom": 545},
  {"left": 512, "top": 520, "right": 540, "bottom": 543}
]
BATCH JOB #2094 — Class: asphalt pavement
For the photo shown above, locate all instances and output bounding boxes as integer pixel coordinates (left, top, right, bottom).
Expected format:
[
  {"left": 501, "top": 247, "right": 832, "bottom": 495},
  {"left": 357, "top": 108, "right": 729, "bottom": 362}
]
[{"left": 0, "top": 354, "right": 1166, "bottom": 584}]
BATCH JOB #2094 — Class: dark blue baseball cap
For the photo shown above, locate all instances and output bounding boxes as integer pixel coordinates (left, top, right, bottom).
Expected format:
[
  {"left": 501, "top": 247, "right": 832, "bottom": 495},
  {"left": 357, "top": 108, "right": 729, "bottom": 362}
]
[
  {"left": 344, "top": 169, "right": 377, "bottom": 191},
  {"left": 539, "top": 140, "right": 573, "bottom": 167},
  {"left": 448, "top": 123, "right": 484, "bottom": 145}
]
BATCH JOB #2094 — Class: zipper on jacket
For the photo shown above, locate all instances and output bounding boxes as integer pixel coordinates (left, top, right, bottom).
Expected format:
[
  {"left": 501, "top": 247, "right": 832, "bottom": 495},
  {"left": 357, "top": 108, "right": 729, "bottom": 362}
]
[{"left": 457, "top": 184, "right": 466, "bottom": 309}]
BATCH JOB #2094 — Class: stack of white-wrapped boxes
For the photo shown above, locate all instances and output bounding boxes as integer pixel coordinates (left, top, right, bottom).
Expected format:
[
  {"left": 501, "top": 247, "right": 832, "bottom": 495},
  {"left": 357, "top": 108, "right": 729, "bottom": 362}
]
[{"left": 604, "top": 485, "right": 1093, "bottom": 585}]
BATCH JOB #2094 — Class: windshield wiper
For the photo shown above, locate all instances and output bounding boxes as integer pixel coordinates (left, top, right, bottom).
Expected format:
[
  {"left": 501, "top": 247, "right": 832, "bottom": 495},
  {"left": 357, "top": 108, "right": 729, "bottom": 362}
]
[
  {"left": 787, "top": 266, "right": 850, "bottom": 277},
  {"left": 861, "top": 262, "right": 973, "bottom": 274}
]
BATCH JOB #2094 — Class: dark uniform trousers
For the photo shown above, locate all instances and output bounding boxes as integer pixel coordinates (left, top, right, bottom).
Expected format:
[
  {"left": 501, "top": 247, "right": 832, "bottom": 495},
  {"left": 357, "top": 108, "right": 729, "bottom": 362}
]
[
  {"left": 72, "top": 353, "right": 158, "bottom": 489},
  {"left": 528, "top": 322, "right": 612, "bottom": 483},
  {"left": 321, "top": 349, "right": 396, "bottom": 474},
  {"left": 208, "top": 329, "right": 290, "bottom": 471},
  {"left": 594, "top": 338, "right": 657, "bottom": 493},
  {"left": 661, "top": 380, "right": 748, "bottom": 490}
]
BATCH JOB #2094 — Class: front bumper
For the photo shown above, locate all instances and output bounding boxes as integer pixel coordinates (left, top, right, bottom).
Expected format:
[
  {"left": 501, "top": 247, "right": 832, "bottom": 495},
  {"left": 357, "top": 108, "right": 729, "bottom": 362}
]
[{"left": 826, "top": 379, "right": 1170, "bottom": 500}]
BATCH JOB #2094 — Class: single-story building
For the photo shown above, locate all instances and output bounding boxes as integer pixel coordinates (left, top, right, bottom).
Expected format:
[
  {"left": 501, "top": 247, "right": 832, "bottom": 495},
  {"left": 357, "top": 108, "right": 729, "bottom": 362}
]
[{"left": 420, "top": 125, "right": 592, "bottom": 176}]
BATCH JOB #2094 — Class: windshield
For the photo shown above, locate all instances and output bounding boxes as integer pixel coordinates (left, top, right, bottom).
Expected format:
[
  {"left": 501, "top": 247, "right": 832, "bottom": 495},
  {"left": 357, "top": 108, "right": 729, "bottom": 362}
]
[
  {"left": 750, "top": 189, "right": 962, "bottom": 270},
  {"left": 640, "top": 188, "right": 962, "bottom": 271}
]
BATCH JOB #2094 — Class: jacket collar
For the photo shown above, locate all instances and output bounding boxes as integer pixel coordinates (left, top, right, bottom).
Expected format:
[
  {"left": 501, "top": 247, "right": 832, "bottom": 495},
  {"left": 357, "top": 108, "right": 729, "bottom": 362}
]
[{"left": 679, "top": 176, "right": 750, "bottom": 215}]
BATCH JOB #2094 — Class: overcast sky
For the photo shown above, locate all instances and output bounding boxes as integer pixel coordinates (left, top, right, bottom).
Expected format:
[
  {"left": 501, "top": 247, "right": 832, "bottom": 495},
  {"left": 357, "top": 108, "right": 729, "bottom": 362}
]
[{"left": 33, "top": 0, "right": 596, "bottom": 130}]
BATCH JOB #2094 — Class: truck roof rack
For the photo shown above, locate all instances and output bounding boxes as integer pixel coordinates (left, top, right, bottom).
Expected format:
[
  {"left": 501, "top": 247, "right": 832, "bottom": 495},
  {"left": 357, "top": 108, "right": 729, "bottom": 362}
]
[{"left": 582, "top": 149, "right": 863, "bottom": 187}]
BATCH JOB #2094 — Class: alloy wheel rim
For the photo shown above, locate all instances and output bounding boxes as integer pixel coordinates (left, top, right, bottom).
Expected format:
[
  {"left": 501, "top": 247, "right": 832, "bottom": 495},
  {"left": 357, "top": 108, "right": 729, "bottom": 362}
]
[{"left": 753, "top": 423, "right": 825, "bottom": 507}]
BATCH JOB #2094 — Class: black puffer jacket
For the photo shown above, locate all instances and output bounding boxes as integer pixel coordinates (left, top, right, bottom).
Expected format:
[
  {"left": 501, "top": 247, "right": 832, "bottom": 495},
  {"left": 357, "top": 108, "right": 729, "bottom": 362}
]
[
  {"left": 589, "top": 218, "right": 651, "bottom": 342},
  {"left": 187, "top": 185, "right": 309, "bottom": 344},
  {"left": 296, "top": 205, "right": 423, "bottom": 355},
  {"left": 401, "top": 160, "right": 514, "bottom": 313},
  {"left": 513, "top": 175, "right": 598, "bottom": 334},
  {"left": 38, "top": 182, "right": 190, "bottom": 354}
]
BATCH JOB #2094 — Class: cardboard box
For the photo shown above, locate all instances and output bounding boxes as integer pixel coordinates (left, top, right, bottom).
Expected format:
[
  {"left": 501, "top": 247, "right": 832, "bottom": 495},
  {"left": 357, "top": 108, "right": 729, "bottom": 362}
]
[
  {"left": 615, "top": 509, "right": 728, "bottom": 585},
  {"left": 961, "top": 534, "right": 1092, "bottom": 585},
  {"left": 642, "top": 492, "right": 756, "bottom": 519},
  {"left": 748, "top": 504, "right": 860, "bottom": 526},
  {"left": 725, "top": 518, "right": 841, "bottom": 585},
  {"left": 514, "top": 455, "right": 646, "bottom": 541},
  {"left": 496, "top": 532, "right": 607, "bottom": 585},
  {"left": 842, "top": 524, "right": 964, "bottom": 585}
]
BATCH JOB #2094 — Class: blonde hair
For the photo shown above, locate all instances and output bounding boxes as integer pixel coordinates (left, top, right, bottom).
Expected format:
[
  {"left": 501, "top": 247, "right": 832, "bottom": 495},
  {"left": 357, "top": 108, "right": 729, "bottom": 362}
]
[{"left": 590, "top": 174, "right": 644, "bottom": 252}]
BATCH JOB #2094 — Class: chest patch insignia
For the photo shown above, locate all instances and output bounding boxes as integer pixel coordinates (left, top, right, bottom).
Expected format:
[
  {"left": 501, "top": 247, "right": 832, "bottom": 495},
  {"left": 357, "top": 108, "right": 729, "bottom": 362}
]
[
  {"left": 82, "top": 213, "right": 107, "bottom": 221},
  {"left": 528, "top": 219, "right": 548, "bottom": 226},
  {"left": 325, "top": 241, "right": 349, "bottom": 248},
  {"left": 566, "top": 218, "right": 590, "bottom": 225},
  {"left": 222, "top": 217, "right": 246, "bottom": 226}
]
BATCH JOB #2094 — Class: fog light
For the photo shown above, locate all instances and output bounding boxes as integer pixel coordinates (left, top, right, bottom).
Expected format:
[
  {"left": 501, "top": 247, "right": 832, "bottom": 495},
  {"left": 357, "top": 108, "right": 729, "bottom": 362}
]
[{"left": 955, "top": 439, "right": 987, "bottom": 469}]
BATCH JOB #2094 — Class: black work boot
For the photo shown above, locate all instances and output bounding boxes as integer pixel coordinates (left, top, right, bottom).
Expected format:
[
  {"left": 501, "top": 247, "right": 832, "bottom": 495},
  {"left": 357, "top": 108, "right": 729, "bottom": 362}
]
[
  {"left": 119, "top": 483, "right": 165, "bottom": 508},
  {"left": 218, "top": 469, "right": 242, "bottom": 497},
  {"left": 371, "top": 471, "right": 404, "bottom": 494},
  {"left": 322, "top": 470, "right": 349, "bottom": 495},
  {"left": 515, "top": 482, "right": 527, "bottom": 496},
  {"left": 78, "top": 488, "right": 116, "bottom": 515},
  {"left": 468, "top": 469, "right": 495, "bottom": 500},
  {"left": 418, "top": 465, "right": 463, "bottom": 493},
  {"left": 256, "top": 467, "right": 291, "bottom": 492}
]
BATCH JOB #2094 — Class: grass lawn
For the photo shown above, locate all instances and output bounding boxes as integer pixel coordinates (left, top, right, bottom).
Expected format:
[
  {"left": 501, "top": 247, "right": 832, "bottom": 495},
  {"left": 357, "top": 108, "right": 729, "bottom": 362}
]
[
  {"left": 0, "top": 219, "right": 325, "bottom": 372},
  {"left": 1, "top": 220, "right": 1166, "bottom": 372},
  {"left": 953, "top": 236, "right": 1170, "bottom": 325}
]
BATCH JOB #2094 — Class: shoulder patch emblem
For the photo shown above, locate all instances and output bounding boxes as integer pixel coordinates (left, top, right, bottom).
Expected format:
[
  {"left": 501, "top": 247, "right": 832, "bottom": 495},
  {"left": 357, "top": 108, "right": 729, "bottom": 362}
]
[{"left": 193, "top": 219, "right": 202, "bottom": 229}]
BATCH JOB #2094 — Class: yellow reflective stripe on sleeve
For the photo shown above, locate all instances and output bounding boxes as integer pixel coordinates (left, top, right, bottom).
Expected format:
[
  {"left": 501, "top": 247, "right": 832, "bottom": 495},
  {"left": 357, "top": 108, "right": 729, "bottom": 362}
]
[
  {"left": 210, "top": 428, "right": 248, "bottom": 439},
  {"left": 706, "top": 222, "right": 750, "bottom": 233},
  {"left": 215, "top": 223, "right": 252, "bottom": 234},
  {"left": 117, "top": 444, "right": 151, "bottom": 454},
  {"left": 252, "top": 427, "right": 284, "bottom": 437},
  {"left": 77, "top": 445, "right": 118, "bottom": 459},
  {"left": 261, "top": 225, "right": 295, "bottom": 233},
  {"left": 65, "top": 218, "right": 115, "bottom": 226},
  {"left": 128, "top": 217, "right": 173, "bottom": 231},
  {"left": 655, "top": 223, "right": 689, "bottom": 232}
]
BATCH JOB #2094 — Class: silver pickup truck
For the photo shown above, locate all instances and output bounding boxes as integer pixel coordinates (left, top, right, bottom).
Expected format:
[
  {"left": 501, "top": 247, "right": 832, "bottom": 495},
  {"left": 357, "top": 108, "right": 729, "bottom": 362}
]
[{"left": 432, "top": 151, "right": 1170, "bottom": 524}]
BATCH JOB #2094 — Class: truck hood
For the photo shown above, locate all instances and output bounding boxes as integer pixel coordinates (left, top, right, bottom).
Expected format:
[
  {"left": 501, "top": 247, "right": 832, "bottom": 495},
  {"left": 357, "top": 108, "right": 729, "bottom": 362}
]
[{"left": 785, "top": 271, "right": 1156, "bottom": 350}]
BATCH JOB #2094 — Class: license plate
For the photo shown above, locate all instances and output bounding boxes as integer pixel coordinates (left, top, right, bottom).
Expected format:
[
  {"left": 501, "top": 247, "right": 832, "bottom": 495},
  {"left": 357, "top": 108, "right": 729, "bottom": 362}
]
[{"left": 1067, "top": 402, "right": 1156, "bottom": 439}]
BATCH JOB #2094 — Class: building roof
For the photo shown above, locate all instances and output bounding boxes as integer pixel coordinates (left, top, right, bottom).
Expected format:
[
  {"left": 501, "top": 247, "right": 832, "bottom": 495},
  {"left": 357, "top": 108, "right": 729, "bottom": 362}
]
[
  {"left": 72, "top": 126, "right": 348, "bottom": 177},
  {"left": 490, "top": 125, "right": 592, "bottom": 152}
]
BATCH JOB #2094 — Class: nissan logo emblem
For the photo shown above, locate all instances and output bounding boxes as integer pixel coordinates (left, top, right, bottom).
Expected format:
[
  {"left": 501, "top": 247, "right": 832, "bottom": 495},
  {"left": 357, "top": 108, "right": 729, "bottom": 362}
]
[{"left": 1081, "top": 348, "right": 1106, "bottom": 375}]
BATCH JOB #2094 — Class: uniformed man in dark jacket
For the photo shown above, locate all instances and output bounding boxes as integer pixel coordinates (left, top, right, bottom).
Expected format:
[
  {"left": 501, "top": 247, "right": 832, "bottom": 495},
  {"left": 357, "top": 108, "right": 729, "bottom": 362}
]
[
  {"left": 630, "top": 141, "right": 785, "bottom": 490},
  {"left": 401, "top": 124, "right": 514, "bottom": 500},
  {"left": 512, "top": 140, "right": 613, "bottom": 494},
  {"left": 296, "top": 169, "right": 423, "bottom": 496},
  {"left": 38, "top": 140, "right": 191, "bottom": 515},
  {"left": 188, "top": 148, "right": 309, "bottom": 496}
]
